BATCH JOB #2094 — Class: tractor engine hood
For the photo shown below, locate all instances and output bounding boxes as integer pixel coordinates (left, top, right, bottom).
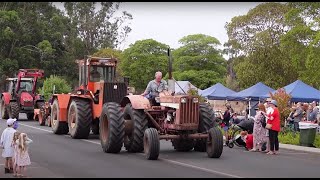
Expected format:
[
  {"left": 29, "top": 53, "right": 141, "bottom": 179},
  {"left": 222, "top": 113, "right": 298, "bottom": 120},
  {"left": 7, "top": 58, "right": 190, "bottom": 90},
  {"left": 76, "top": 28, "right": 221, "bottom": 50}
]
[{"left": 20, "top": 92, "right": 33, "bottom": 106}]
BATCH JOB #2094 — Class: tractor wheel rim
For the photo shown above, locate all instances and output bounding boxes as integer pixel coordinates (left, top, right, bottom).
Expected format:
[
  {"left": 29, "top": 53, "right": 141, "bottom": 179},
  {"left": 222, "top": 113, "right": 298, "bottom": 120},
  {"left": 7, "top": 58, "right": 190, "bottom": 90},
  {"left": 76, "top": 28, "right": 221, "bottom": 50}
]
[
  {"left": 70, "top": 106, "right": 76, "bottom": 129},
  {"left": 101, "top": 114, "right": 109, "bottom": 143}
]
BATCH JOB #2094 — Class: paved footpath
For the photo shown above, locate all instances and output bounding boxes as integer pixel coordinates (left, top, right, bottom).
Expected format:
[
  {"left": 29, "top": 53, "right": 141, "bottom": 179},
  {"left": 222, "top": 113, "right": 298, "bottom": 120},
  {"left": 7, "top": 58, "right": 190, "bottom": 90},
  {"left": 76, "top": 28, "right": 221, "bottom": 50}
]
[{"left": 0, "top": 115, "right": 320, "bottom": 178}]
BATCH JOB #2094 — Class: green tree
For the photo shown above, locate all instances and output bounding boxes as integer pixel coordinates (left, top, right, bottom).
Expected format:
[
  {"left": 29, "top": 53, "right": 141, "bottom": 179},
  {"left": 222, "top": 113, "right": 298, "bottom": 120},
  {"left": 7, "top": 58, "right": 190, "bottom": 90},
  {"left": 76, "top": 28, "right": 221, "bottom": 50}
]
[
  {"left": 172, "top": 34, "right": 227, "bottom": 89},
  {"left": 40, "top": 75, "right": 72, "bottom": 101},
  {"left": 64, "top": 2, "right": 132, "bottom": 54},
  {"left": 120, "top": 39, "right": 169, "bottom": 91},
  {"left": 225, "top": 2, "right": 295, "bottom": 89}
]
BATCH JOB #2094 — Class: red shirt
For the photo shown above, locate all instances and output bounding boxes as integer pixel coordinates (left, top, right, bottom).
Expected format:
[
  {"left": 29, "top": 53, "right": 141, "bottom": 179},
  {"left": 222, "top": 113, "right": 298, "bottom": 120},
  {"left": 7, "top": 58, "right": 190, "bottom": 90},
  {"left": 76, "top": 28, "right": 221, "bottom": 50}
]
[
  {"left": 267, "top": 107, "right": 281, "bottom": 132},
  {"left": 246, "top": 134, "right": 253, "bottom": 150}
]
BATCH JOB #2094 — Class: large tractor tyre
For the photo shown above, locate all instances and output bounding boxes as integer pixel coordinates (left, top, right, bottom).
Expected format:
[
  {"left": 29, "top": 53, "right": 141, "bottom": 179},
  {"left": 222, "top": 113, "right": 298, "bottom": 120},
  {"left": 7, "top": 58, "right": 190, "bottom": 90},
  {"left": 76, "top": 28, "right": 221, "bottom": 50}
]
[
  {"left": 1, "top": 97, "right": 9, "bottom": 119},
  {"left": 194, "top": 103, "right": 215, "bottom": 152},
  {"left": 91, "top": 120, "right": 100, "bottom": 135},
  {"left": 27, "top": 113, "right": 34, "bottom": 120},
  {"left": 51, "top": 99, "right": 68, "bottom": 135},
  {"left": 172, "top": 139, "right": 195, "bottom": 152},
  {"left": 9, "top": 102, "right": 19, "bottom": 119},
  {"left": 207, "top": 127, "right": 223, "bottom": 158},
  {"left": 100, "top": 102, "right": 125, "bottom": 153},
  {"left": 144, "top": 128, "right": 160, "bottom": 160},
  {"left": 123, "top": 104, "right": 148, "bottom": 153},
  {"left": 68, "top": 99, "right": 92, "bottom": 139}
]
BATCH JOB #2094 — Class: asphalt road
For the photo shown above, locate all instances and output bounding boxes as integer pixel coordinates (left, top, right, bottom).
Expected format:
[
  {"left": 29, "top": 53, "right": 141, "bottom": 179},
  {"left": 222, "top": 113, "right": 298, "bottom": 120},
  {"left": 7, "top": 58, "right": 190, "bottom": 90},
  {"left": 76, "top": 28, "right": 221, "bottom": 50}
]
[{"left": 1, "top": 113, "right": 320, "bottom": 178}]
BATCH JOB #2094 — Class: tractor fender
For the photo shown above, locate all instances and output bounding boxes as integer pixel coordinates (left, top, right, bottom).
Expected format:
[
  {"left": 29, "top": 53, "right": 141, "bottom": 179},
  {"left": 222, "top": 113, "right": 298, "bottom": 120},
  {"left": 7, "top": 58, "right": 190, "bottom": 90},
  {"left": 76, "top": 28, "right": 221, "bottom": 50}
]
[
  {"left": 1, "top": 93, "right": 11, "bottom": 105},
  {"left": 120, "top": 95, "right": 151, "bottom": 109}
]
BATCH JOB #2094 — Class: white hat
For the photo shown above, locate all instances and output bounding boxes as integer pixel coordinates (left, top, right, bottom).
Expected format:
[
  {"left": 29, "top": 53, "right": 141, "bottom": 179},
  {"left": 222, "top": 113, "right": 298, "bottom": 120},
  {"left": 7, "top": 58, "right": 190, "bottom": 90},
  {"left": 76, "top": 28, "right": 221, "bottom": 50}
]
[{"left": 7, "top": 118, "right": 17, "bottom": 126}]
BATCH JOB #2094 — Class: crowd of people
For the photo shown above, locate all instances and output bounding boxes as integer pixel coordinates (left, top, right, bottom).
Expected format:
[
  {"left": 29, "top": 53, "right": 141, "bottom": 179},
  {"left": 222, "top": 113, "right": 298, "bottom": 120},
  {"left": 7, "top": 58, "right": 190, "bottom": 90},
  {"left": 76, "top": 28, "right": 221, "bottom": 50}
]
[
  {"left": 0, "top": 118, "right": 32, "bottom": 177},
  {"left": 286, "top": 101, "right": 319, "bottom": 132},
  {"left": 218, "top": 99, "right": 281, "bottom": 155}
]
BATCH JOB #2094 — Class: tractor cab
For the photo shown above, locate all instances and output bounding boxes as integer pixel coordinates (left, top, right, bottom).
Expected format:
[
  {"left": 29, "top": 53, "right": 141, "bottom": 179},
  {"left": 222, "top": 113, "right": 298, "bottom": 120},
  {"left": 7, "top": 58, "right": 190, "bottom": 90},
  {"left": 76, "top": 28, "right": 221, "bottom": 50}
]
[{"left": 75, "top": 56, "right": 128, "bottom": 105}]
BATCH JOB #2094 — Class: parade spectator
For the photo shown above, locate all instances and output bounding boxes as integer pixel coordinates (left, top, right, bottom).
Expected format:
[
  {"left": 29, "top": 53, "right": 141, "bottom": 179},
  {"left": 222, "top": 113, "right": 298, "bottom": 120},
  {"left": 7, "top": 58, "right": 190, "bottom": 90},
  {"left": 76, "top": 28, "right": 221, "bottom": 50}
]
[
  {"left": 0, "top": 118, "right": 17, "bottom": 173},
  {"left": 16, "top": 133, "right": 32, "bottom": 177},
  {"left": 240, "top": 131, "right": 253, "bottom": 150},
  {"left": 286, "top": 105, "right": 296, "bottom": 129},
  {"left": 222, "top": 105, "right": 232, "bottom": 146},
  {"left": 262, "top": 102, "right": 272, "bottom": 153},
  {"left": 250, "top": 103, "right": 267, "bottom": 152},
  {"left": 230, "top": 113, "right": 241, "bottom": 125},
  {"left": 307, "top": 104, "right": 317, "bottom": 123},
  {"left": 12, "top": 131, "right": 21, "bottom": 177},
  {"left": 293, "top": 102, "right": 303, "bottom": 132},
  {"left": 266, "top": 100, "right": 281, "bottom": 155}
]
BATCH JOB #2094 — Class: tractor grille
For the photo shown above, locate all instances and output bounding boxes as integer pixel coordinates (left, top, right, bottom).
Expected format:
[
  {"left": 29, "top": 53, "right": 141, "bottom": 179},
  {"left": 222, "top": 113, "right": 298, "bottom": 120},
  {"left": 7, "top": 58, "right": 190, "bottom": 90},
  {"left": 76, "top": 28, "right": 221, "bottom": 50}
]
[
  {"left": 103, "top": 82, "right": 127, "bottom": 104},
  {"left": 179, "top": 96, "right": 199, "bottom": 125}
]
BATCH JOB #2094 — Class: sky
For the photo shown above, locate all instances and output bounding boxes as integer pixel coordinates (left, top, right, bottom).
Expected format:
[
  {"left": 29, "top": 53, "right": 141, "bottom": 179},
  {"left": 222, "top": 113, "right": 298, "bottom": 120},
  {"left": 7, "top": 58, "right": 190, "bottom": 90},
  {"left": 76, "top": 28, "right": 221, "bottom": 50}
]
[{"left": 53, "top": 2, "right": 262, "bottom": 53}]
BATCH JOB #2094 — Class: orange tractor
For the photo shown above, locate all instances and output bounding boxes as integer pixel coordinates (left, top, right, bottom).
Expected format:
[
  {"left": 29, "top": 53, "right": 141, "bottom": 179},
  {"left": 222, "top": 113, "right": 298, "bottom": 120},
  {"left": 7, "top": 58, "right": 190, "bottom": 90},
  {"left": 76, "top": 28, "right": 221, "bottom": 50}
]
[
  {"left": 49, "top": 56, "right": 128, "bottom": 138},
  {"left": 99, "top": 49, "right": 223, "bottom": 160}
]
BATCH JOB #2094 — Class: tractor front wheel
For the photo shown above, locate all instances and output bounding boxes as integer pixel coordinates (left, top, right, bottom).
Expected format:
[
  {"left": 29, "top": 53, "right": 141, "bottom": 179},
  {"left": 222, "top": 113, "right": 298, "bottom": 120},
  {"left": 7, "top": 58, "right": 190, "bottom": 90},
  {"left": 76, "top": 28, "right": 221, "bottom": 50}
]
[
  {"left": 0, "top": 97, "right": 9, "bottom": 119},
  {"left": 206, "top": 127, "right": 223, "bottom": 158},
  {"left": 51, "top": 99, "right": 68, "bottom": 135},
  {"left": 9, "top": 102, "right": 19, "bottom": 119},
  {"left": 194, "top": 103, "right": 215, "bottom": 152},
  {"left": 68, "top": 99, "right": 92, "bottom": 139},
  {"left": 144, "top": 128, "right": 160, "bottom": 160},
  {"left": 123, "top": 104, "right": 148, "bottom": 153},
  {"left": 100, "top": 102, "right": 124, "bottom": 153}
]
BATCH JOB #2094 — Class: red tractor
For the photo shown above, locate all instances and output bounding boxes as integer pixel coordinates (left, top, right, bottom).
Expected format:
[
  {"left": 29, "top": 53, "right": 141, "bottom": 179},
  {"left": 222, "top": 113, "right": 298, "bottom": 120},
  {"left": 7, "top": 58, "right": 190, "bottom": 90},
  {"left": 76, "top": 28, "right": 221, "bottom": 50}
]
[
  {"left": 99, "top": 49, "right": 223, "bottom": 160},
  {"left": 0, "top": 69, "right": 44, "bottom": 120}
]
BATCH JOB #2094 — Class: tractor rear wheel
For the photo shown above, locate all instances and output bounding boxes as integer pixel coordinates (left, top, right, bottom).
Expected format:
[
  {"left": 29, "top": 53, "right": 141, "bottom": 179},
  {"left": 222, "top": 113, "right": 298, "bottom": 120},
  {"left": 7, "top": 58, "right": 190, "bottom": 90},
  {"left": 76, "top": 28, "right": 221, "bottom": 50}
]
[
  {"left": 51, "top": 99, "right": 68, "bottom": 134},
  {"left": 206, "top": 127, "right": 223, "bottom": 158},
  {"left": 194, "top": 103, "right": 215, "bottom": 152},
  {"left": 68, "top": 99, "right": 92, "bottom": 139},
  {"left": 100, "top": 102, "right": 124, "bottom": 153},
  {"left": 144, "top": 128, "right": 160, "bottom": 160},
  {"left": 172, "top": 139, "right": 195, "bottom": 152},
  {"left": 1, "top": 97, "right": 9, "bottom": 119},
  {"left": 123, "top": 104, "right": 148, "bottom": 153},
  {"left": 9, "top": 102, "right": 19, "bottom": 119}
]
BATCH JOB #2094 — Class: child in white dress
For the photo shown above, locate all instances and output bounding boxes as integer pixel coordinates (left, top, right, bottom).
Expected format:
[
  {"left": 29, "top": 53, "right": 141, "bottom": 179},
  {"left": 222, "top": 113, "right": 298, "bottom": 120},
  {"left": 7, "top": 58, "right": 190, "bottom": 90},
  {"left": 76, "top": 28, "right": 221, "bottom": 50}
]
[
  {"left": 16, "top": 133, "right": 32, "bottom": 177},
  {"left": 0, "top": 118, "right": 17, "bottom": 174},
  {"left": 11, "top": 131, "right": 21, "bottom": 177}
]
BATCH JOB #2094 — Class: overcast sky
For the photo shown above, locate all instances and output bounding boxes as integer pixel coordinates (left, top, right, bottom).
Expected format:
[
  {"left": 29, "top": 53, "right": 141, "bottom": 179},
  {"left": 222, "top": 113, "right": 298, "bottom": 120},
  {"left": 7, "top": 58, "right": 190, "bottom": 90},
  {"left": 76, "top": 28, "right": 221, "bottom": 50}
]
[{"left": 53, "top": 2, "right": 261, "bottom": 52}]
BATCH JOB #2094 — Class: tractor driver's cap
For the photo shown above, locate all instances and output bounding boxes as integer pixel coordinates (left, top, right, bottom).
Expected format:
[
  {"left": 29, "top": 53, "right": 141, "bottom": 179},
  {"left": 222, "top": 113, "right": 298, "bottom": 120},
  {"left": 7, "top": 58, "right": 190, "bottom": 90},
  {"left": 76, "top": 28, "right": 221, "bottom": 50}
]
[
  {"left": 270, "top": 100, "right": 278, "bottom": 107},
  {"left": 7, "top": 118, "right": 17, "bottom": 126}
]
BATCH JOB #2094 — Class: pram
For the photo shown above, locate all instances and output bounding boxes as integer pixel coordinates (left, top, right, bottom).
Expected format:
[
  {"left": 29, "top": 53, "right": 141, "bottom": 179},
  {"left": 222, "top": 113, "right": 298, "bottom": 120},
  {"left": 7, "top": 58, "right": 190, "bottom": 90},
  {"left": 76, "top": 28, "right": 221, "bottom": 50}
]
[{"left": 226, "top": 117, "right": 254, "bottom": 148}]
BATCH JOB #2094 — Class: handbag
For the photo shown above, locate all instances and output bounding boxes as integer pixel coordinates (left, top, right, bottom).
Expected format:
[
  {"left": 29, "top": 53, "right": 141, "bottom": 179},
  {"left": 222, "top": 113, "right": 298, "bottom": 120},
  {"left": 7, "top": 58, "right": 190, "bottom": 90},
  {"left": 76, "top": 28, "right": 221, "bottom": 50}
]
[{"left": 266, "top": 123, "right": 272, "bottom": 129}]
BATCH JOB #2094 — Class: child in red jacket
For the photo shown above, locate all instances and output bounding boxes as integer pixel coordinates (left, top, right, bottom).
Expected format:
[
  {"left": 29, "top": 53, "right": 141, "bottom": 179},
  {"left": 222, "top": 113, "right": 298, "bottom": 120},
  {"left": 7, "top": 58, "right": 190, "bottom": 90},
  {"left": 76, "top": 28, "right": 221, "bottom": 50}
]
[{"left": 240, "top": 131, "right": 253, "bottom": 150}]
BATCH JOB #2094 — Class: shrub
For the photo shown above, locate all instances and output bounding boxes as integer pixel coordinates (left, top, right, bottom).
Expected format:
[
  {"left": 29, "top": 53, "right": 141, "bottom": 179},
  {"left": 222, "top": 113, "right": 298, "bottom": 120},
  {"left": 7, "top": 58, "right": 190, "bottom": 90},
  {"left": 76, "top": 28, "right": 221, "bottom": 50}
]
[
  {"left": 39, "top": 75, "right": 72, "bottom": 101},
  {"left": 269, "top": 88, "right": 292, "bottom": 127}
]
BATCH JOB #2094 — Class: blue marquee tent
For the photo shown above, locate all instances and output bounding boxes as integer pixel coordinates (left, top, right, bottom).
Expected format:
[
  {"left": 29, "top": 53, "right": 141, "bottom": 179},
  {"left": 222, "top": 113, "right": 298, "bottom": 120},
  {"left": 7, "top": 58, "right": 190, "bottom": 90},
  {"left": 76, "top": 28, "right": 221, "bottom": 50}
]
[
  {"left": 262, "top": 80, "right": 320, "bottom": 103},
  {"left": 227, "top": 82, "right": 275, "bottom": 101},
  {"left": 200, "top": 83, "right": 236, "bottom": 100}
]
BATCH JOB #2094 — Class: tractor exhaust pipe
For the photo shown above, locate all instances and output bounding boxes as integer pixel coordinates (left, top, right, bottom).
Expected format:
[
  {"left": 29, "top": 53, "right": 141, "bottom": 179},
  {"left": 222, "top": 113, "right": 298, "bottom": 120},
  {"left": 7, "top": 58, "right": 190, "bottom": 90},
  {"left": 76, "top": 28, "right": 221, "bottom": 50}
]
[{"left": 167, "top": 48, "right": 175, "bottom": 93}]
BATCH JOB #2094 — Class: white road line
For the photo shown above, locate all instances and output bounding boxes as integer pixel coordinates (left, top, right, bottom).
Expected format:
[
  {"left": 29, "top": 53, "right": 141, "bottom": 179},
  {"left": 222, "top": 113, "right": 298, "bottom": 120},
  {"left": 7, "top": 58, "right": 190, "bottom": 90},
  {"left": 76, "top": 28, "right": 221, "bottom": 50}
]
[{"left": 19, "top": 123, "right": 243, "bottom": 178}]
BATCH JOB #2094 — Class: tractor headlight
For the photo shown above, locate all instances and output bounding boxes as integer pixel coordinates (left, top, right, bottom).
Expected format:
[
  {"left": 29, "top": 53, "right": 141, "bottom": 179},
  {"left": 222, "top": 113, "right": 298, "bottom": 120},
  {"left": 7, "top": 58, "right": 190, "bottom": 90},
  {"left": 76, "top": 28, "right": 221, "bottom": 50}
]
[
  {"left": 155, "top": 97, "right": 160, "bottom": 103},
  {"left": 76, "top": 91, "right": 82, "bottom": 95},
  {"left": 193, "top": 98, "right": 199, "bottom": 103},
  {"left": 181, "top": 98, "right": 187, "bottom": 103}
]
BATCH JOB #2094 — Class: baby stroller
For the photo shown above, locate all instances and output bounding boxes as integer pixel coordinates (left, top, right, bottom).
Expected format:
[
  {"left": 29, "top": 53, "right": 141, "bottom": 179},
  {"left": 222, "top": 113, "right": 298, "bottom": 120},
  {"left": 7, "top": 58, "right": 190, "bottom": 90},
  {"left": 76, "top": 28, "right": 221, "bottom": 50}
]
[{"left": 226, "top": 117, "right": 254, "bottom": 148}]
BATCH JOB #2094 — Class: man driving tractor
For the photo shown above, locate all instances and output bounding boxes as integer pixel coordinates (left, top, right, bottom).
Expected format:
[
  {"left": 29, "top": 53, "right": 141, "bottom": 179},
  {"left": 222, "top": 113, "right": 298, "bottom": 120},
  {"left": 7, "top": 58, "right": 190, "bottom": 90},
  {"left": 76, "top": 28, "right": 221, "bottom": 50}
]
[{"left": 141, "top": 71, "right": 168, "bottom": 105}]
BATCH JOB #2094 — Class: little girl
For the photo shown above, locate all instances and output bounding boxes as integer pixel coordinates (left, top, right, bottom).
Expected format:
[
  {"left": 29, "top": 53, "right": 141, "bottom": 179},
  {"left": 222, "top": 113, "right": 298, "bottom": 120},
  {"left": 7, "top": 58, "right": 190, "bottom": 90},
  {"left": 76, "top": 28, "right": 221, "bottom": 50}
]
[
  {"left": 11, "top": 131, "right": 21, "bottom": 177},
  {"left": 16, "top": 133, "right": 32, "bottom": 177}
]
